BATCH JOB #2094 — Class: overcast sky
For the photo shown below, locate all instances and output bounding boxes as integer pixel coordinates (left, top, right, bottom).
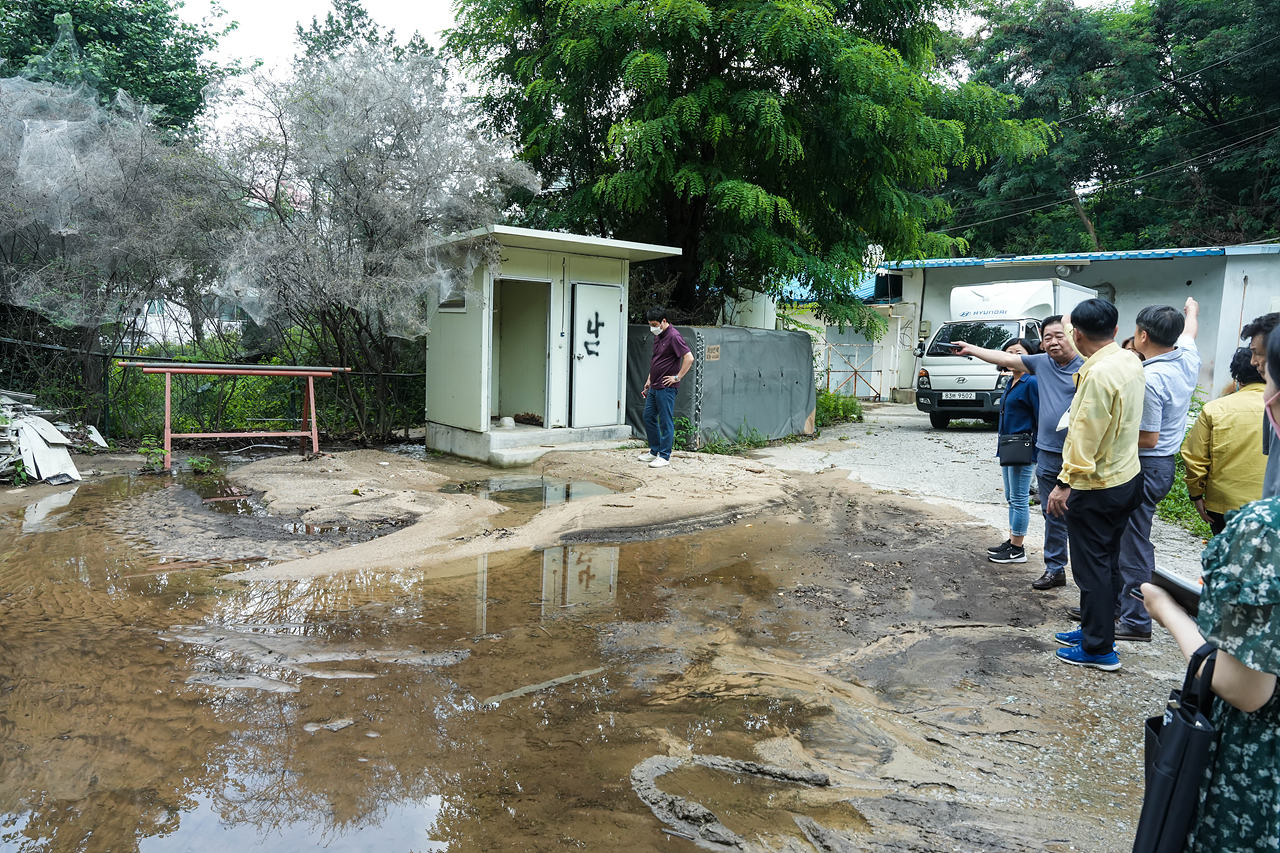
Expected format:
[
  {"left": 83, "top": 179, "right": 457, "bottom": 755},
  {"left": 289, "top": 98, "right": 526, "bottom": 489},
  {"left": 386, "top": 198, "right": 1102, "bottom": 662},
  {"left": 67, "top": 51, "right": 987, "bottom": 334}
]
[{"left": 177, "top": 0, "right": 456, "bottom": 70}]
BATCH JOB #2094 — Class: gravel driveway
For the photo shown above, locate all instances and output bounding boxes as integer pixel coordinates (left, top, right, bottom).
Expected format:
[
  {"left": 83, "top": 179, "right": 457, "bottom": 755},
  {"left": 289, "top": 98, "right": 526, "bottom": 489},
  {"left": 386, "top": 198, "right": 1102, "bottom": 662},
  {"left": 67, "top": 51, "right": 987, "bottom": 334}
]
[{"left": 756, "top": 402, "right": 1206, "bottom": 582}]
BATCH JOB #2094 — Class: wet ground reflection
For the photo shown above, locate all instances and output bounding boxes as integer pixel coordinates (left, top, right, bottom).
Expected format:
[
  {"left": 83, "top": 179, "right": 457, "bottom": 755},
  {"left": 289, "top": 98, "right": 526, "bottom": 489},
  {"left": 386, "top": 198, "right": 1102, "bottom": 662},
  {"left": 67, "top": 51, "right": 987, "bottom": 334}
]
[{"left": 0, "top": 476, "right": 817, "bottom": 852}]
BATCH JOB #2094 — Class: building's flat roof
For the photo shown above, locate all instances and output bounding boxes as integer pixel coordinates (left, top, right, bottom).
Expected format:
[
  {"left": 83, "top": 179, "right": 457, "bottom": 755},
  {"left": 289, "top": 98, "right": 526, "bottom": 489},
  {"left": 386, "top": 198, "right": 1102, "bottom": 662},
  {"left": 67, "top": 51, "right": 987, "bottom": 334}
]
[
  {"left": 439, "top": 225, "right": 682, "bottom": 262},
  {"left": 886, "top": 244, "right": 1279, "bottom": 269}
]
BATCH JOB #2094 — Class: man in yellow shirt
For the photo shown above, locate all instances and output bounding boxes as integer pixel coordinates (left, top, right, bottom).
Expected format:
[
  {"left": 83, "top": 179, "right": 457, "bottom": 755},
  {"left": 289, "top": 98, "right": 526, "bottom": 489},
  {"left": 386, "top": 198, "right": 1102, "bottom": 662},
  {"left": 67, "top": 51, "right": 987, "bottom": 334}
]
[
  {"left": 1045, "top": 299, "right": 1146, "bottom": 671},
  {"left": 1182, "top": 348, "right": 1266, "bottom": 534}
]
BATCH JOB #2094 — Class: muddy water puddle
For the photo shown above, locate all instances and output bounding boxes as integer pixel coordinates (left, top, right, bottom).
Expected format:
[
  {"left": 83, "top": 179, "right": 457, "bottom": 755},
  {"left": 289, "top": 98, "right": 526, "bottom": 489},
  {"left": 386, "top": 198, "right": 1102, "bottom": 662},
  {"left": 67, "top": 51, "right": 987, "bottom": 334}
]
[
  {"left": 441, "top": 475, "right": 616, "bottom": 527},
  {"left": 0, "top": 477, "right": 1164, "bottom": 852},
  {"left": 0, "top": 481, "right": 841, "bottom": 852},
  {"left": 186, "top": 470, "right": 356, "bottom": 537}
]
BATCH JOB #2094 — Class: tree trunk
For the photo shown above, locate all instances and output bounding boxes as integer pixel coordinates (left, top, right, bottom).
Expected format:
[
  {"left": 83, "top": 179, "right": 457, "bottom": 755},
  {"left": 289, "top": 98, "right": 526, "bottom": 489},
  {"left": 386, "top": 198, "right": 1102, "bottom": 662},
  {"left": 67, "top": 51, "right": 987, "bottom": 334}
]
[
  {"left": 1068, "top": 186, "right": 1102, "bottom": 252},
  {"left": 77, "top": 325, "right": 104, "bottom": 426}
]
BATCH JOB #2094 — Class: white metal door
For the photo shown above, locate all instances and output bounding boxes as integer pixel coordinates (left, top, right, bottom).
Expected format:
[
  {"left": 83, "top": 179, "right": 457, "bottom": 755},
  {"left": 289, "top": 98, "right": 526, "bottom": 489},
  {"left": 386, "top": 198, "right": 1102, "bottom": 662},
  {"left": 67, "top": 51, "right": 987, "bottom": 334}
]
[{"left": 570, "top": 282, "right": 623, "bottom": 427}]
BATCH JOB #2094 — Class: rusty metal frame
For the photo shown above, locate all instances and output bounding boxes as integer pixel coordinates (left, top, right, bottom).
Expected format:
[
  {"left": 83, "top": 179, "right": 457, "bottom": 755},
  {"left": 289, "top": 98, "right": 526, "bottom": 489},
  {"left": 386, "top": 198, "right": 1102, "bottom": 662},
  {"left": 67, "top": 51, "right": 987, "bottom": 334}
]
[
  {"left": 823, "top": 343, "right": 883, "bottom": 401},
  {"left": 116, "top": 362, "right": 350, "bottom": 468}
]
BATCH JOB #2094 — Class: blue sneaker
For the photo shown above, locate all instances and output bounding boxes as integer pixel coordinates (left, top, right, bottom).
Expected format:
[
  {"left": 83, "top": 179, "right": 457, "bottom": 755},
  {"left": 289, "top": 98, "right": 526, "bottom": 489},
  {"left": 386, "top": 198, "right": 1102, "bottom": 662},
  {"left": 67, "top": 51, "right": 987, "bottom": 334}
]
[
  {"left": 1055, "top": 627, "right": 1084, "bottom": 647},
  {"left": 1055, "top": 645, "right": 1121, "bottom": 671}
]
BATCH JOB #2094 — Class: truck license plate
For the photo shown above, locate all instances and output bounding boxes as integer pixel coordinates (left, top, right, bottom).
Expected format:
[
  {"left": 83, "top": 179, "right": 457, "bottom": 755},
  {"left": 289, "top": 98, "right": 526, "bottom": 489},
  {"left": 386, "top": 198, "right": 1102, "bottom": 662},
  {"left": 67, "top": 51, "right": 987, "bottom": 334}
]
[{"left": 941, "top": 392, "right": 976, "bottom": 400}]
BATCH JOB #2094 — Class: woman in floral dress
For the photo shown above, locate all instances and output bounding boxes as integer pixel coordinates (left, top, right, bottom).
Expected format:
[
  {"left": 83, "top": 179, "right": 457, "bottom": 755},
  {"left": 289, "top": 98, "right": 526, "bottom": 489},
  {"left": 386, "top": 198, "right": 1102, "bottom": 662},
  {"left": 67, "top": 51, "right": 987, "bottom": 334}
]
[{"left": 1142, "top": 325, "right": 1280, "bottom": 852}]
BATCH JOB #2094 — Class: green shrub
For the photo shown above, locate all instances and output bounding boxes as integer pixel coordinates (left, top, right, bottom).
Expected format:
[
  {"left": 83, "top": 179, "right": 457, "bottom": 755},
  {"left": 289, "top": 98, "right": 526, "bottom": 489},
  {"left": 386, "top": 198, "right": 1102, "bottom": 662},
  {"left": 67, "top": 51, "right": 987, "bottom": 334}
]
[
  {"left": 187, "top": 455, "right": 217, "bottom": 474},
  {"left": 1157, "top": 455, "right": 1212, "bottom": 539},
  {"left": 138, "top": 435, "right": 168, "bottom": 471},
  {"left": 674, "top": 416, "right": 698, "bottom": 451},
  {"left": 816, "top": 390, "right": 863, "bottom": 427},
  {"left": 1157, "top": 387, "right": 1212, "bottom": 539},
  {"left": 672, "top": 416, "right": 772, "bottom": 454}
]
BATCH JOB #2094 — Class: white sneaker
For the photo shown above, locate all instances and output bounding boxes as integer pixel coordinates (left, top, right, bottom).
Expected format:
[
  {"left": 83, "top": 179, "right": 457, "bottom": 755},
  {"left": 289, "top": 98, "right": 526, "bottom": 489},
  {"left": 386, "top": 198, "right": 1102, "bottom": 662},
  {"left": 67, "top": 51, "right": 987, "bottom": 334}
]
[
  {"left": 648, "top": 457, "right": 669, "bottom": 468},
  {"left": 638, "top": 452, "right": 655, "bottom": 462}
]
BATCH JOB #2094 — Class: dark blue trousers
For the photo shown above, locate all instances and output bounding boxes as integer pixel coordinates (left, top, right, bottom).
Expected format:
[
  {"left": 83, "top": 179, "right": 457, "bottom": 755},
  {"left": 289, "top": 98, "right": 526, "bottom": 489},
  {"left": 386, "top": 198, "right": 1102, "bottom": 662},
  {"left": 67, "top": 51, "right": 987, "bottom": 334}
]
[{"left": 643, "top": 387, "right": 677, "bottom": 460}]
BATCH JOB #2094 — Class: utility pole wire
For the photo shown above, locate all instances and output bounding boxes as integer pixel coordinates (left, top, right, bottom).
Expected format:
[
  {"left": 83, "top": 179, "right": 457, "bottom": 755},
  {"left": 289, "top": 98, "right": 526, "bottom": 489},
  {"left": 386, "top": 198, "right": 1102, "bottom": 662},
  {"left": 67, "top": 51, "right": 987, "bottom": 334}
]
[
  {"left": 1057, "top": 33, "right": 1280, "bottom": 125},
  {"left": 939, "top": 126, "right": 1280, "bottom": 233}
]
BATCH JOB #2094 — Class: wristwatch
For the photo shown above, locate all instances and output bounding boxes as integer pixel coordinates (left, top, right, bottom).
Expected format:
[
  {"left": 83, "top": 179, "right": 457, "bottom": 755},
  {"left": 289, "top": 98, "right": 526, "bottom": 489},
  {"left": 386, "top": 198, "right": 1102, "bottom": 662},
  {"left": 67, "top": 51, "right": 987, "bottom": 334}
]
[{"left": 1056, "top": 479, "right": 1071, "bottom": 490}]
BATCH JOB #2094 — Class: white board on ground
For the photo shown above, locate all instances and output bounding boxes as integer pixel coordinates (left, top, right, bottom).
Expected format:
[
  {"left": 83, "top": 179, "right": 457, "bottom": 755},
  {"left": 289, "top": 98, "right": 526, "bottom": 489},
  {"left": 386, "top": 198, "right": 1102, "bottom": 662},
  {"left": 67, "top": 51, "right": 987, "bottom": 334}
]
[
  {"left": 16, "top": 423, "right": 82, "bottom": 482},
  {"left": 23, "top": 416, "right": 72, "bottom": 446}
]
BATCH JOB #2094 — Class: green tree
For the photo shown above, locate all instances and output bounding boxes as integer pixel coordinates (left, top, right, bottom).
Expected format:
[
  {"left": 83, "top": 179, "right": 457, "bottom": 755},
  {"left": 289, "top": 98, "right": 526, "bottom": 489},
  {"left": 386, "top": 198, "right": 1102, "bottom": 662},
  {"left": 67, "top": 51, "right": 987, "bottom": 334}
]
[
  {"left": 940, "top": 0, "right": 1280, "bottom": 254},
  {"left": 447, "top": 0, "right": 1051, "bottom": 328},
  {"left": 294, "top": 0, "right": 430, "bottom": 62},
  {"left": 0, "top": 0, "right": 233, "bottom": 127},
  {"left": 939, "top": 0, "right": 1124, "bottom": 254}
]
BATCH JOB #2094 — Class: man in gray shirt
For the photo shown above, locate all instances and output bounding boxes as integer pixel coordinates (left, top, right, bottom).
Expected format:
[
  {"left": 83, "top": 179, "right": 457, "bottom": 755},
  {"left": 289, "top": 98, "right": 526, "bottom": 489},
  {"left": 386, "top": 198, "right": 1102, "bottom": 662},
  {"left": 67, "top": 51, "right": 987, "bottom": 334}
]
[
  {"left": 956, "top": 315, "right": 1084, "bottom": 590},
  {"left": 1115, "top": 299, "right": 1200, "bottom": 641},
  {"left": 1243, "top": 313, "right": 1280, "bottom": 498}
]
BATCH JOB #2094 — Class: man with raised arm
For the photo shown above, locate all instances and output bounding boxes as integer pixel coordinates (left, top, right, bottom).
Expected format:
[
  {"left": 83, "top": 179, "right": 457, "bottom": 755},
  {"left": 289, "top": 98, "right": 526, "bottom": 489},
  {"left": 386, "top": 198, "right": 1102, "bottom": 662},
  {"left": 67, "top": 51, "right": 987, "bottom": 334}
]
[
  {"left": 1113, "top": 299, "right": 1200, "bottom": 642},
  {"left": 955, "top": 316, "right": 1084, "bottom": 590}
]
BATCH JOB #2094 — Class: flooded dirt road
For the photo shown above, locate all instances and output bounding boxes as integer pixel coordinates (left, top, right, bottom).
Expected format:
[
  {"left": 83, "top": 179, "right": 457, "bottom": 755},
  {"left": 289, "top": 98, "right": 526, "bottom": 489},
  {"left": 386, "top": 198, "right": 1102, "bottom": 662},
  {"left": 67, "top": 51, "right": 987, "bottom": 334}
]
[{"left": 0, "top": 454, "right": 1190, "bottom": 852}]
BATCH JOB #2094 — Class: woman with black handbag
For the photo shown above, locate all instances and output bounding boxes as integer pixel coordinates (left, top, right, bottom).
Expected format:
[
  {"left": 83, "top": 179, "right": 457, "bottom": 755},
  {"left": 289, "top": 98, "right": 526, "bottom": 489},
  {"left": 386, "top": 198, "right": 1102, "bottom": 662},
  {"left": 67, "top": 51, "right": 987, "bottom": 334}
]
[
  {"left": 988, "top": 338, "right": 1040, "bottom": 565},
  {"left": 1138, "top": 326, "right": 1280, "bottom": 853}
]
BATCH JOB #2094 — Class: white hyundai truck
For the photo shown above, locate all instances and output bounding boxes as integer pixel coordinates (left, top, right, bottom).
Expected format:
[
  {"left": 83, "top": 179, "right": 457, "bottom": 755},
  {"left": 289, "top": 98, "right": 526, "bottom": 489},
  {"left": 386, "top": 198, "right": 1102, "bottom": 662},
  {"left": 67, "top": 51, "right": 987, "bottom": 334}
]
[{"left": 914, "top": 279, "right": 1097, "bottom": 429}]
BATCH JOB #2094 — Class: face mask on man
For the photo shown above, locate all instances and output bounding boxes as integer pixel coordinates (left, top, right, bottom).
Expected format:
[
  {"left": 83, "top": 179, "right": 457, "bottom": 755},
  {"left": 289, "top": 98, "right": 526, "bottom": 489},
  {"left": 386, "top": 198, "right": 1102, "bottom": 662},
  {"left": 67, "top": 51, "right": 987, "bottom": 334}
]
[
  {"left": 1267, "top": 390, "right": 1280, "bottom": 439},
  {"left": 650, "top": 325, "right": 663, "bottom": 336}
]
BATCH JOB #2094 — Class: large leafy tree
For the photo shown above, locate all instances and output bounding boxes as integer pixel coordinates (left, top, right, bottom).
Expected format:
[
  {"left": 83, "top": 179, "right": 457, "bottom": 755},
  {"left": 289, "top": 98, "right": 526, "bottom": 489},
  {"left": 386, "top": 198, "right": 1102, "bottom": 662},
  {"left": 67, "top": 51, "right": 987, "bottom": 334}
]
[
  {"left": 294, "top": 0, "right": 430, "bottom": 62},
  {"left": 0, "top": 0, "right": 232, "bottom": 127},
  {"left": 939, "top": 0, "right": 1124, "bottom": 254},
  {"left": 447, "top": 0, "right": 1051, "bottom": 327},
  {"left": 941, "top": 0, "right": 1280, "bottom": 254}
]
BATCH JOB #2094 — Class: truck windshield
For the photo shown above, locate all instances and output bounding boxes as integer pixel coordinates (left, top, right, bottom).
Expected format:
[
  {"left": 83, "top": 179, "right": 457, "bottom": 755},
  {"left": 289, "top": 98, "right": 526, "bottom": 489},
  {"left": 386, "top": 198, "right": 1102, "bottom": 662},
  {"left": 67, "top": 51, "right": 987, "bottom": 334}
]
[{"left": 929, "top": 321, "right": 1021, "bottom": 356}]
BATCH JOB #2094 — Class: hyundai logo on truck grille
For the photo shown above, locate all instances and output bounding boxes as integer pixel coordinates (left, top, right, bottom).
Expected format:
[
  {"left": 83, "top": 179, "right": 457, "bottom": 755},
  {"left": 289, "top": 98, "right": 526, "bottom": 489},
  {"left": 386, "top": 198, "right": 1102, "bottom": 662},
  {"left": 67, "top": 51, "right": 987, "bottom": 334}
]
[{"left": 955, "top": 377, "right": 967, "bottom": 384}]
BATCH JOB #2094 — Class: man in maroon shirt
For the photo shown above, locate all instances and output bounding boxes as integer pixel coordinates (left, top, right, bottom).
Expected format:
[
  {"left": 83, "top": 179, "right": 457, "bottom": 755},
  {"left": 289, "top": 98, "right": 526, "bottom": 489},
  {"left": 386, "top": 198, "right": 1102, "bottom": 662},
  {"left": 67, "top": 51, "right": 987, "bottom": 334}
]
[{"left": 641, "top": 306, "right": 693, "bottom": 468}]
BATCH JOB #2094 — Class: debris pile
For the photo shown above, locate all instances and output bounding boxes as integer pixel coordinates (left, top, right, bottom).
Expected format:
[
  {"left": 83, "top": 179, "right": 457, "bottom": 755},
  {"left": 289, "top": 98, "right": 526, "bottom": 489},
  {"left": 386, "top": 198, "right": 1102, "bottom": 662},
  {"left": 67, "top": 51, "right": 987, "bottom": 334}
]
[{"left": 1, "top": 389, "right": 105, "bottom": 484}]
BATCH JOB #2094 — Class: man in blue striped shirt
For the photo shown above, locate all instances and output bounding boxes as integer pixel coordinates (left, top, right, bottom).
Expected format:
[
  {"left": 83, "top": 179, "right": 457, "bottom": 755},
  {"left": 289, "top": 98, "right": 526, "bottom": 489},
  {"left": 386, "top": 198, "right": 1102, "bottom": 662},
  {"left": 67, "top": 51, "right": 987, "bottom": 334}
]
[{"left": 1114, "top": 298, "right": 1200, "bottom": 641}]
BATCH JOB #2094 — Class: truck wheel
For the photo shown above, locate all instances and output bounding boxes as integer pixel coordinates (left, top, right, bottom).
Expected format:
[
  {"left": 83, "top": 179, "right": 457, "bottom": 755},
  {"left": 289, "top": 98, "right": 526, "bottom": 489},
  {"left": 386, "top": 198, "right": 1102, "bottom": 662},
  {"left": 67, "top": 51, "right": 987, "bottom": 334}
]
[{"left": 929, "top": 413, "right": 950, "bottom": 429}]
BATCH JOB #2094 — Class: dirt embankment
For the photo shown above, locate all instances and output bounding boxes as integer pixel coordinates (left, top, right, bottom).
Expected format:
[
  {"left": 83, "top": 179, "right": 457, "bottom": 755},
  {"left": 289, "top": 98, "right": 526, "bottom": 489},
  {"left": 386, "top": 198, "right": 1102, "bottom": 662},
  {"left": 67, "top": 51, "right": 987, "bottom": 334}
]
[{"left": 96, "top": 447, "right": 794, "bottom": 580}]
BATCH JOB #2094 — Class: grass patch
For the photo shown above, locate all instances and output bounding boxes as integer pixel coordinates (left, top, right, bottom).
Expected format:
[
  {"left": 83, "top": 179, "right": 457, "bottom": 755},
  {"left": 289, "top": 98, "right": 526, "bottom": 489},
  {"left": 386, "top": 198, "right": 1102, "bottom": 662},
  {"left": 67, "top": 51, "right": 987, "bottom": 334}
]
[
  {"left": 1156, "top": 388, "right": 1212, "bottom": 540},
  {"left": 815, "top": 390, "right": 863, "bottom": 427},
  {"left": 1158, "top": 454, "right": 1212, "bottom": 540},
  {"left": 674, "top": 417, "right": 773, "bottom": 455}
]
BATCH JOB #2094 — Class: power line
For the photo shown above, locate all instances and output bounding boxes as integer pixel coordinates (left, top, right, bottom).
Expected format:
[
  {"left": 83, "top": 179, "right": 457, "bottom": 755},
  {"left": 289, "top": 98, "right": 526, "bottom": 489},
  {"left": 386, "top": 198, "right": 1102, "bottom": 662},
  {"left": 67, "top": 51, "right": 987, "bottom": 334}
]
[
  {"left": 940, "top": 125, "right": 1280, "bottom": 232},
  {"left": 944, "top": 106, "right": 1280, "bottom": 220},
  {"left": 1058, "top": 32, "right": 1280, "bottom": 125}
]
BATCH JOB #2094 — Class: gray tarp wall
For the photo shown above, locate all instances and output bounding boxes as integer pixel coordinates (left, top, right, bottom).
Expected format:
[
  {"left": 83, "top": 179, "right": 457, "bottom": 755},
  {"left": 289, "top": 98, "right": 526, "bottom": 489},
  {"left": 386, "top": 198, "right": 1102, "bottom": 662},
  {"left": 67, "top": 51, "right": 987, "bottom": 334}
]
[{"left": 626, "top": 325, "right": 816, "bottom": 447}]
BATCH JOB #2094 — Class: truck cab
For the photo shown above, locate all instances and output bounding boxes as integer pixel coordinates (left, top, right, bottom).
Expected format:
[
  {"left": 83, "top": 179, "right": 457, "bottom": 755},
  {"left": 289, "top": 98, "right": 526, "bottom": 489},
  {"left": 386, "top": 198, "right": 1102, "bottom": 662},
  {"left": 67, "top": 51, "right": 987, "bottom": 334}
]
[{"left": 913, "top": 279, "right": 1095, "bottom": 429}]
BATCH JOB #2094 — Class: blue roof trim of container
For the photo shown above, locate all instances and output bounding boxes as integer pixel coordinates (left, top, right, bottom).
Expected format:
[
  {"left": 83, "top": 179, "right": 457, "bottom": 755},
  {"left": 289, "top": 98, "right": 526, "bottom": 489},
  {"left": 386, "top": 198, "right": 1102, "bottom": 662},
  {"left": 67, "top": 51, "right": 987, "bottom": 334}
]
[{"left": 888, "top": 247, "right": 1227, "bottom": 269}]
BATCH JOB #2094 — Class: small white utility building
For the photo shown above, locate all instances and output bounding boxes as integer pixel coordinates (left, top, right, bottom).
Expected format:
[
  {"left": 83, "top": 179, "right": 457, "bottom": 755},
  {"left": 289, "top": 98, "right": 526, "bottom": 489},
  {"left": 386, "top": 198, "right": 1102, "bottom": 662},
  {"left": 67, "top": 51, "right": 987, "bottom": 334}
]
[{"left": 424, "top": 225, "right": 680, "bottom": 467}]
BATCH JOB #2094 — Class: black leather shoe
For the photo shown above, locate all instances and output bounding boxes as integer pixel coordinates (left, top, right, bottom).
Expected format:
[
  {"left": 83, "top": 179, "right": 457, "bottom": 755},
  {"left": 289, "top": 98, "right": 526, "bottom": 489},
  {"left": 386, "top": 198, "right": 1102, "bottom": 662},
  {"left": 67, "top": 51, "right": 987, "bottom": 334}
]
[
  {"left": 1032, "top": 571, "right": 1066, "bottom": 590},
  {"left": 1115, "top": 624, "right": 1152, "bottom": 642},
  {"left": 1067, "top": 606, "right": 1082, "bottom": 620}
]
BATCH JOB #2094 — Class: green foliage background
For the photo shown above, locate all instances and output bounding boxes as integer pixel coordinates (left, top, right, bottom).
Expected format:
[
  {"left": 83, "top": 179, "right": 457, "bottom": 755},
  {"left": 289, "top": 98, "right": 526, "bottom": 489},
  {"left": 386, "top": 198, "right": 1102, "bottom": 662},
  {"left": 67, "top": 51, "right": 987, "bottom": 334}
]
[
  {"left": 0, "top": 0, "right": 234, "bottom": 127},
  {"left": 448, "top": 0, "right": 1051, "bottom": 328},
  {"left": 939, "top": 0, "right": 1280, "bottom": 253}
]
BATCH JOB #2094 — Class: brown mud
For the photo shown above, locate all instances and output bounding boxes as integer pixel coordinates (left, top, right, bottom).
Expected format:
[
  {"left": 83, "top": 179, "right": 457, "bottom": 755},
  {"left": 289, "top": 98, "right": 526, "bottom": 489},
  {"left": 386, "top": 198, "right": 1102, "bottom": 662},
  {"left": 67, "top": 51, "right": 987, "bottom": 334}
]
[{"left": 0, "top": 449, "right": 1187, "bottom": 852}]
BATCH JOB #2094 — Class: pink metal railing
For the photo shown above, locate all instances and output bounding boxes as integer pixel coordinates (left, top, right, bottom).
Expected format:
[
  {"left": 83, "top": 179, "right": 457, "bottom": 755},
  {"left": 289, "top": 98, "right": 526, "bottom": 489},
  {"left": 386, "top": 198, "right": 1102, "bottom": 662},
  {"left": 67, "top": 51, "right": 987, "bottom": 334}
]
[{"left": 116, "top": 362, "right": 351, "bottom": 468}]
